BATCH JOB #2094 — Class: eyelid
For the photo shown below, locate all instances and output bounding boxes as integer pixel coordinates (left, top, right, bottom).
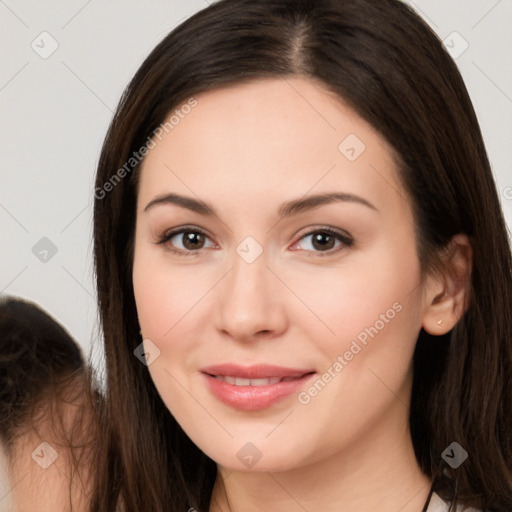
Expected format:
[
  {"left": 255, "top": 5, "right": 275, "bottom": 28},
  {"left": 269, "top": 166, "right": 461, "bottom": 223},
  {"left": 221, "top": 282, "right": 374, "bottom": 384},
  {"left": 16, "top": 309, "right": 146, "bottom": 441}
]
[
  {"left": 293, "top": 225, "right": 353, "bottom": 242},
  {"left": 289, "top": 225, "right": 353, "bottom": 256}
]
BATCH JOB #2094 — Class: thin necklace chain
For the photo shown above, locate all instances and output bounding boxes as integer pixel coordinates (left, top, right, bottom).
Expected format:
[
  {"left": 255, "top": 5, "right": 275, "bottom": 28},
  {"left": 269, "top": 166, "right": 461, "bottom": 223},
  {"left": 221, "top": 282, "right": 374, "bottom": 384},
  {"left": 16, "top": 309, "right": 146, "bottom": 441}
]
[{"left": 421, "top": 481, "right": 436, "bottom": 512}]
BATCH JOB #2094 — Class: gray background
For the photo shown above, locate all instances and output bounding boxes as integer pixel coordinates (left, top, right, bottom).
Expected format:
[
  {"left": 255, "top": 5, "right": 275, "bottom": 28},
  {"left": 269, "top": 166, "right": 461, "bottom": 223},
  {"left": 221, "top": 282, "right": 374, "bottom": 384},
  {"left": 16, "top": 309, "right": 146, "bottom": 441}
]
[{"left": 1, "top": 0, "right": 511, "bottom": 375}]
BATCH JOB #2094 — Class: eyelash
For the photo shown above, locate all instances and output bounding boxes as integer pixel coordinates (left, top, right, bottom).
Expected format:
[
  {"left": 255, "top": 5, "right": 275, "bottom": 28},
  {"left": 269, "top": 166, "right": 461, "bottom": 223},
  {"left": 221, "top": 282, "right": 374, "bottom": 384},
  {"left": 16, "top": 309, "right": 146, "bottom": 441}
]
[{"left": 156, "top": 226, "right": 354, "bottom": 257}]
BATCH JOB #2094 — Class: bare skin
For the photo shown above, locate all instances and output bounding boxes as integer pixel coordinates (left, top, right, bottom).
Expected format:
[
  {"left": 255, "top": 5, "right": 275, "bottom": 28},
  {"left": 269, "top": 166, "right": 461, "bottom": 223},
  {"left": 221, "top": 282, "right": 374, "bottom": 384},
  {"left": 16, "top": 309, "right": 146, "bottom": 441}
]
[
  {"left": 132, "top": 77, "right": 472, "bottom": 512},
  {"left": 3, "top": 377, "right": 94, "bottom": 512}
]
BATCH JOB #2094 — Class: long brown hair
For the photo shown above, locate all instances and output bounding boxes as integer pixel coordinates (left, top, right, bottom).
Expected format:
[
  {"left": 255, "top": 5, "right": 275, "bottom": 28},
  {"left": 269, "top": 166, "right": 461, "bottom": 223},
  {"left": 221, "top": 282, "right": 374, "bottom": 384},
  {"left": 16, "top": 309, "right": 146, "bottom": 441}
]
[{"left": 91, "top": 0, "right": 512, "bottom": 510}]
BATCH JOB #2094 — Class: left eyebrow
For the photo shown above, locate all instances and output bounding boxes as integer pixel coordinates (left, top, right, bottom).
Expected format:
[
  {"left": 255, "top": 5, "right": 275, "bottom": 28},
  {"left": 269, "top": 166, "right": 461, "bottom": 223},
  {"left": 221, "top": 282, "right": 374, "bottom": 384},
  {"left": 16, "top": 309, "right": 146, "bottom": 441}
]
[
  {"left": 277, "top": 192, "right": 378, "bottom": 218},
  {"left": 143, "top": 191, "right": 378, "bottom": 217}
]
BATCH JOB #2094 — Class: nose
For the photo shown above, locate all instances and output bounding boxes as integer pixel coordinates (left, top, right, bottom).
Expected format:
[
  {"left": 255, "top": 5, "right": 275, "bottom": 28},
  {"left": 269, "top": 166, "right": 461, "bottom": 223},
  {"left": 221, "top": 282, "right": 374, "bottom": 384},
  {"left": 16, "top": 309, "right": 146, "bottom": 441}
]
[{"left": 214, "top": 246, "right": 288, "bottom": 343}]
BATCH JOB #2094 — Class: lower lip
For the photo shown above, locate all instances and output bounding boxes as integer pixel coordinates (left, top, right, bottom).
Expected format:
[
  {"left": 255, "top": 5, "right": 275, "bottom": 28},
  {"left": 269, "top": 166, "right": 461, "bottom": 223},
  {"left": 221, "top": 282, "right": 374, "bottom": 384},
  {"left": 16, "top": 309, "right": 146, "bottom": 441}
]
[{"left": 201, "top": 372, "right": 316, "bottom": 411}]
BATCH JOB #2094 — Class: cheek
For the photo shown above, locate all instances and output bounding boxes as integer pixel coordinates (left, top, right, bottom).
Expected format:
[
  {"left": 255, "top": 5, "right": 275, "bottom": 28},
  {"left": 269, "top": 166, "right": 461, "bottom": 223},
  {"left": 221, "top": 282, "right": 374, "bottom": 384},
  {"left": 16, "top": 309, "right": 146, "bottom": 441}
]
[
  {"left": 278, "top": 237, "right": 422, "bottom": 358},
  {"left": 283, "top": 246, "right": 423, "bottom": 459},
  {"left": 132, "top": 239, "right": 210, "bottom": 339},
  {"left": 133, "top": 271, "right": 188, "bottom": 338},
  {"left": 132, "top": 250, "right": 207, "bottom": 413}
]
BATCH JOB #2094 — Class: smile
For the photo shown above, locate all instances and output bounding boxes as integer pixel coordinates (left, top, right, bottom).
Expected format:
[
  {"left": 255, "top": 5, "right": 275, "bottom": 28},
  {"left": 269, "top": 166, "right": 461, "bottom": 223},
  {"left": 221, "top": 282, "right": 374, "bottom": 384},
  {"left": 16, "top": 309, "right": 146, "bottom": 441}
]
[
  {"left": 211, "top": 375, "right": 303, "bottom": 386},
  {"left": 201, "top": 367, "right": 316, "bottom": 411}
]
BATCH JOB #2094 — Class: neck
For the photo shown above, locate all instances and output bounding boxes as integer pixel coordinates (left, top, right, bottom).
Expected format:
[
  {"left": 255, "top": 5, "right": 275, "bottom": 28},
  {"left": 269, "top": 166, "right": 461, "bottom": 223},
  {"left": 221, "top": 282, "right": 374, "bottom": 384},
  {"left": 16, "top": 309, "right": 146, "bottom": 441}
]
[{"left": 209, "top": 393, "right": 432, "bottom": 512}]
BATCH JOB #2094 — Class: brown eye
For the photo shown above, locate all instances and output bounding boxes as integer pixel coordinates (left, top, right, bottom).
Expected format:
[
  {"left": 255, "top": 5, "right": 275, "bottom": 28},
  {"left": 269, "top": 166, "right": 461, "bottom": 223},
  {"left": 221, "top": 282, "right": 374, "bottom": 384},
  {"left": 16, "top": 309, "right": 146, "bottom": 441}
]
[
  {"left": 181, "top": 231, "right": 206, "bottom": 250},
  {"left": 291, "top": 228, "right": 353, "bottom": 256},
  {"left": 311, "top": 232, "right": 336, "bottom": 251},
  {"left": 157, "top": 228, "right": 215, "bottom": 256}
]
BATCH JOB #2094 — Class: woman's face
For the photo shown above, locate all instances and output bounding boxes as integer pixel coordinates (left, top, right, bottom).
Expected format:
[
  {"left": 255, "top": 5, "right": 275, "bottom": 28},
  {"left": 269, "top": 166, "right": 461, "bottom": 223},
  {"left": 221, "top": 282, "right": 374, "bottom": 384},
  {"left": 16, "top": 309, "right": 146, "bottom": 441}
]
[{"left": 132, "top": 77, "right": 429, "bottom": 471}]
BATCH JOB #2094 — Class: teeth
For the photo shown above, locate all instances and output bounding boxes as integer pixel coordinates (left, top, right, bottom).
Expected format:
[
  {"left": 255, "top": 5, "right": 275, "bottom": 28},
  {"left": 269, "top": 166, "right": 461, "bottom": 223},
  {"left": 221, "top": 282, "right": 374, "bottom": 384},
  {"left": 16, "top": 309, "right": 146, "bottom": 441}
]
[{"left": 213, "top": 375, "right": 284, "bottom": 386}]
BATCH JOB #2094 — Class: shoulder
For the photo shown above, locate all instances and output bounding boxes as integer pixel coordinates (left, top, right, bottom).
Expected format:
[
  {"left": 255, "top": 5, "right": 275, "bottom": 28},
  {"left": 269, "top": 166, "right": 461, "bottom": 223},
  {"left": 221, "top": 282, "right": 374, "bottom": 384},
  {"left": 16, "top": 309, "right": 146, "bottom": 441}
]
[
  {"left": 428, "top": 492, "right": 483, "bottom": 512},
  {"left": 4, "top": 391, "right": 95, "bottom": 512}
]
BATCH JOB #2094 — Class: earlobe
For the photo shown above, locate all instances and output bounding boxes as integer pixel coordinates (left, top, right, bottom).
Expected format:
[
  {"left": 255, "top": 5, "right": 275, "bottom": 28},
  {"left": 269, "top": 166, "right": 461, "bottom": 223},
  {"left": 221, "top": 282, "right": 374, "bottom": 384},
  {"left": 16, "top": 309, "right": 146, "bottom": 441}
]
[
  {"left": 421, "top": 234, "right": 473, "bottom": 336},
  {"left": 422, "top": 295, "right": 460, "bottom": 335}
]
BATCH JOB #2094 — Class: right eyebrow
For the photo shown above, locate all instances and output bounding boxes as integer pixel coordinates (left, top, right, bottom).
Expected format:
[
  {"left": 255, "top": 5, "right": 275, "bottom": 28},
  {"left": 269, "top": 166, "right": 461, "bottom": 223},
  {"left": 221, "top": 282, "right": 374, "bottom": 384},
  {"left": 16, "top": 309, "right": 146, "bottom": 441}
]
[{"left": 144, "top": 193, "right": 215, "bottom": 215}]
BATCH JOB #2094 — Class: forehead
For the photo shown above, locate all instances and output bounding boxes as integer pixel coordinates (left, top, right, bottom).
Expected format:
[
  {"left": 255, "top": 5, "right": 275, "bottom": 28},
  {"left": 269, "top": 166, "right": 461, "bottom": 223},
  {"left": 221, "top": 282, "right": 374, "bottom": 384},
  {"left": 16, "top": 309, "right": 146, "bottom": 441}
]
[{"left": 137, "top": 77, "right": 403, "bottom": 215}]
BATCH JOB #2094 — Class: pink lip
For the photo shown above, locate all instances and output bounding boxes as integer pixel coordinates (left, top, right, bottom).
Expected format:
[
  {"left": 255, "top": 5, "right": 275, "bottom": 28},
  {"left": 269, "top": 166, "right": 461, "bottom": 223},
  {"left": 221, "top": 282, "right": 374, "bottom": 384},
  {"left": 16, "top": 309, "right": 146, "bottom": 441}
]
[{"left": 200, "top": 364, "right": 316, "bottom": 411}]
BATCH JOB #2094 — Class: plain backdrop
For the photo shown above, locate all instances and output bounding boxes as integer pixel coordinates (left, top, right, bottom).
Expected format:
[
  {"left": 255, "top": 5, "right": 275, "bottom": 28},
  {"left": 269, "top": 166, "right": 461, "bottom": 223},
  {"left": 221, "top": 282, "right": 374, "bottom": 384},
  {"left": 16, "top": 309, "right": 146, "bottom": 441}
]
[{"left": 1, "top": 0, "right": 511, "bottom": 377}]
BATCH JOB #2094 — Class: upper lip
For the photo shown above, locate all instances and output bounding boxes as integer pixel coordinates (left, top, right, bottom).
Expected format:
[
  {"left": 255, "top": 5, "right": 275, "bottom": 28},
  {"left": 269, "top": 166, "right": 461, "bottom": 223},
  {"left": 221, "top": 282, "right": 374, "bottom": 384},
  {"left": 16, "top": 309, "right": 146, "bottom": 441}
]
[{"left": 201, "top": 364, "right": 315, "bottom": 379}]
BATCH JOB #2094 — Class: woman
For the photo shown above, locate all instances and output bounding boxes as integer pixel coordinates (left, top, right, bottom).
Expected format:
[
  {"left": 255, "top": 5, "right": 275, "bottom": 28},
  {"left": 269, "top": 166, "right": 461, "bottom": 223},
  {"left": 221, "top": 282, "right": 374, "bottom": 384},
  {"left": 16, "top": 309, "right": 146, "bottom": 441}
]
[{"left": 90, "top": 0, "right": 512, "bottom": 510}]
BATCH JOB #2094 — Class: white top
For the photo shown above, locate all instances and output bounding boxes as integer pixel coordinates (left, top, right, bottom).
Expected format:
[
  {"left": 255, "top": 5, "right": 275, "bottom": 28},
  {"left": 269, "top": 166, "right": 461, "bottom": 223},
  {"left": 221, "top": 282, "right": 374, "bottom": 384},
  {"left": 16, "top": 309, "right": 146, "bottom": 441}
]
[{"left": 428, "top": 492, "right": 482, "bottom": 512}]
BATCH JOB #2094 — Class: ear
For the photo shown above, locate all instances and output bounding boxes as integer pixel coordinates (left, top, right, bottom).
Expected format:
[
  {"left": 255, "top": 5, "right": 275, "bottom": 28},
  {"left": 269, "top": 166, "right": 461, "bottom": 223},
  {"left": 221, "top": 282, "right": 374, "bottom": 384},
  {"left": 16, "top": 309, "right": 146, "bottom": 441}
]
[{"left": 421, "top": 234, "right": 473, "bottom": 335}]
